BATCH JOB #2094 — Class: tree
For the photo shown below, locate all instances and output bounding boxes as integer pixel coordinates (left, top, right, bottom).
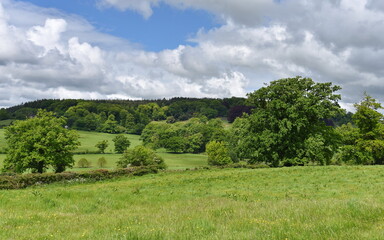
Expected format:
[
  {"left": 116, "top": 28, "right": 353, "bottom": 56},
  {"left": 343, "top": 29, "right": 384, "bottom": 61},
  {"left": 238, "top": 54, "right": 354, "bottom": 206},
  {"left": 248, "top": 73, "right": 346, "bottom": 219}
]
[
  {"left": 95, "top": 140, "right": 109, "bottom": 153},
  {"left": 232, "top": 77, "right": 342, "bottom": 166},
  {"left": 3, "top": 109, "right": 80, "bottom": 173},
  {"left": 112, "top": 134, "right": 131, "bottom": 153},
  {"left": 77, "top": 158, "right": 91, "bottom": 168},
  {"left": 337, "top": 94, "right": 384, "bottom": 165},
  {"left": 97, "top": 157, "right": 107, "bottom": 168},
  {"left": 116, "top": 145, "right": 166, "bottom": 169},
  {"left": 206, "top": 141, "right": 232, "bottom": 166},
  {"left": 101, "top": 114, "right": 124, "bottom": 133}
]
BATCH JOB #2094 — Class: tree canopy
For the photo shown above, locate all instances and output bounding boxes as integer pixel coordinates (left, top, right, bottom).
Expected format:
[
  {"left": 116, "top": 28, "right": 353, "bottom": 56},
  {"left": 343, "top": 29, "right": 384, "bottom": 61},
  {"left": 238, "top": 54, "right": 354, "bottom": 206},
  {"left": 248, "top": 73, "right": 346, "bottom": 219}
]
[
  {"left": 231, "top": 77, "right": 342, "bottom": 166},
  {"left": 3, "top": 110, "right": 80, "bottom": 173}
]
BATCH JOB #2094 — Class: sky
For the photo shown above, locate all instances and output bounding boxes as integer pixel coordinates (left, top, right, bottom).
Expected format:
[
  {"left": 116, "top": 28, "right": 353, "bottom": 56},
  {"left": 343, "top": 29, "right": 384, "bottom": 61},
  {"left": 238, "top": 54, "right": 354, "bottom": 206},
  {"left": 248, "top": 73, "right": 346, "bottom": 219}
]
[{"left": 1, "top": 0, "right": 384, "bottom": 110}]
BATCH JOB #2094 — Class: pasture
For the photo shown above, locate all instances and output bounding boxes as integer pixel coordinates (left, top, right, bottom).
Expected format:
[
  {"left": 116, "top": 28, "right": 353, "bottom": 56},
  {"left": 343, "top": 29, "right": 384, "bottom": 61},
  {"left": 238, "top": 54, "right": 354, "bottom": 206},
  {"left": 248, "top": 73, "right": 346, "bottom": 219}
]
[
  {"left": 1, "top": 166, "right": 384, "bottom": 239},
  {"left": 0, "top": 129, "right": 208, "bottom": 170}
]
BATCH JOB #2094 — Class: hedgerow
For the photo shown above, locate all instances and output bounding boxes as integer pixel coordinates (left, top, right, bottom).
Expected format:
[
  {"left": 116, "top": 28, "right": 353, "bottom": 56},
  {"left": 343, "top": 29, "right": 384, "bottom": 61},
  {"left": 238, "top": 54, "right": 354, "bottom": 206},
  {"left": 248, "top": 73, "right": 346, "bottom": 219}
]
[{"left": 0, "top": 166, "right": 160, "bottom": 190}]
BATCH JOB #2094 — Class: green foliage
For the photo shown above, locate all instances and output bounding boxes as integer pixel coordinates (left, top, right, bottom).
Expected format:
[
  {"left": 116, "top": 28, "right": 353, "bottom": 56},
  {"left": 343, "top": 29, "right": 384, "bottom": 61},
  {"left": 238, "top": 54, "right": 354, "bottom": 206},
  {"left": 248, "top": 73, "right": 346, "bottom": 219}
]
[
  {"left": 101, "top": 114, "right": 125, "bottom": 133},
  {"left": 337, "top": 94, "right": 384, "bottom": 165},
  {"left": 206, "top": 141, "right": 232, "bottom": 166},
  {"left": 2, "top": 109, "right": 80, "bottom": 173},
  {"left": 117, "top": 146, "right": 166, "bottom": 169},
  {"left": 97, "top": 157, "right": 107, "bottom": 168},
  {"left": 141, "top": 118, "right": 228, "bottom": 153},
  {"left": 95, "top": 140, "right": 108, "bottom": 153},
  {"left": 112, "top": 134, "right": 131, "bottom": 153},
  {"left": 232, "top": 77, "right": 342, "bottom": 166},
  {"left": 77, "top": 158, "right": 91, "bottom": 168},
  {"left": 0, "top": 166, "right": 159, "bottom": 189},
  {"left": 353, "top": 93, "right": 383, "bottom": 135}
]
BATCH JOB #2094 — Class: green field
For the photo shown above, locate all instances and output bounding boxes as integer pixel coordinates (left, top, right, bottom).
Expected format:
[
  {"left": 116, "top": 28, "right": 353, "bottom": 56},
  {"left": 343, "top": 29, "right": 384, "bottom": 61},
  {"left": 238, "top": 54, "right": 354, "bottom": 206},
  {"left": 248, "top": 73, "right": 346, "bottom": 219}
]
[
  {"left": 0, "top": 129, "right": 208, "bottom": 170},
  {"left": 1, "top": 166, "right": 384, "bottom": 239}
]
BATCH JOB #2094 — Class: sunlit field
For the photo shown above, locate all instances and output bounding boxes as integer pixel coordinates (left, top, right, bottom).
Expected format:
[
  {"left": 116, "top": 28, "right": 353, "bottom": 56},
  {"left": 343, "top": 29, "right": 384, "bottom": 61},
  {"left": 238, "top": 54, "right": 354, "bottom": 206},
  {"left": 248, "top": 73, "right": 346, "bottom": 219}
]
[
  {"left": 0, "top": 129, "right": 208, "bottom": 171},
  {"left": 1, "top": 166, "right": 384, "bottom": 239}
]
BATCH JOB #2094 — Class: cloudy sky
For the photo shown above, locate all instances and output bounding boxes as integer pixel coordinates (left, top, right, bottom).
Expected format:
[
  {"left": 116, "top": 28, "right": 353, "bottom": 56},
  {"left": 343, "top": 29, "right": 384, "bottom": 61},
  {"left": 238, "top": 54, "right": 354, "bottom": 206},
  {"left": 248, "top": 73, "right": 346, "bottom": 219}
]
[{"left": 1, "top": 0, "right": 384, "bottom": 110}]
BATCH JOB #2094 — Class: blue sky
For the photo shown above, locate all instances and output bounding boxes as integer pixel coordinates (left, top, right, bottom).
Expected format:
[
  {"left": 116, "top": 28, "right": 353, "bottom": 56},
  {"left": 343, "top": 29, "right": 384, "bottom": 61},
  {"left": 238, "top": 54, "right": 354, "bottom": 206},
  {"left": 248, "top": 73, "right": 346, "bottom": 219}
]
[
  {"left": 1, "top": 0, "right": 384, "bottom": 110},
  {"left": 21, "top": 0, "right": 219, "bottom": 51}
]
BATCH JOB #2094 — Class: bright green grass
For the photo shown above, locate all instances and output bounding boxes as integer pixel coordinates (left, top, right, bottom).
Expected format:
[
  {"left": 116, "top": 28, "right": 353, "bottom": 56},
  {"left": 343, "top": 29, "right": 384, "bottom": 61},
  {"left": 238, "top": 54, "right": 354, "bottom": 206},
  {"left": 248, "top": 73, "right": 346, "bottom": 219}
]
[
  {"left": 75, "top": 131, "right": 142, "bottom": 153},
  {"left": 0, "top": 152, "right": 208, "bottom": 172},
  {"left": 1, "top": 166, "right": 384, "bottom": 239},
  {"left": 0, "top": 119, "right": 14, "bottom": 127},
  {"left": 0, "top": 129, "right": 142, "bottom": 153},
  {"left": 72, "top": 153, "right": 207, "bottom": 171},
  {"left": 0, "top": 130, "right": 208, "bottom": 171}
]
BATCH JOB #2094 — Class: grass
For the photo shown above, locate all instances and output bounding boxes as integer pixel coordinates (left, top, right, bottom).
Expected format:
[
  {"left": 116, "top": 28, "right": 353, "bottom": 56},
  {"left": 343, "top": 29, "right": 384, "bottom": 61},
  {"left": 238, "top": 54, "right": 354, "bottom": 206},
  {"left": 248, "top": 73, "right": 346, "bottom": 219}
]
[
  {"left": 1, "top": 166, "right": 384, "bottom": 239},
  {"left": 0, "top": 119, "right": 14, "bottom": 127},
  {"left": 75, "top": 131, "right": 142, "bottom": 153},
  {"left": 0, "top": 129, "right": 208, "bottom": 170}
]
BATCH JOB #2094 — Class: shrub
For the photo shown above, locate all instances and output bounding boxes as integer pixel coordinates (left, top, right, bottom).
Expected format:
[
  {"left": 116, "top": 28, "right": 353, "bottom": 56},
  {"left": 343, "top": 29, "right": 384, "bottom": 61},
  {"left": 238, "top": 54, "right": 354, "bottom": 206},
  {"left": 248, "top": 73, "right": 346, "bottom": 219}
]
[
  {"left": 97, "top": 157, "right": 107, "bottom": 168},
  {"left": 0, "top": 166, "right": 160, "bottom": 190},
  {"left": 117, "top": 146, "right": 166, "bottom": 169},
  {"left": 77, "top": 158, "right": 91, "bottom": 168},
  {"left": 206, "top": 141, "right": 232, "bottom": 166}
]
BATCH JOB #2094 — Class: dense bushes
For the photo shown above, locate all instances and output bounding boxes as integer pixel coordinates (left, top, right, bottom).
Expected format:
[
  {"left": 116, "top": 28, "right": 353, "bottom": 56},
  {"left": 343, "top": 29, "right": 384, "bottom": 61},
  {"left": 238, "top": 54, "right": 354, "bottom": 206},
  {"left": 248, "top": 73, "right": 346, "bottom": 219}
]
[
  {"left": 117, "top": 146, "right": 166, "bottom": 169},
  {"left": 0, "top": 166, "right": 160, "bottom": 190},
  {"left": 141, "top": 118, "right": 227, "bottom": 153}
]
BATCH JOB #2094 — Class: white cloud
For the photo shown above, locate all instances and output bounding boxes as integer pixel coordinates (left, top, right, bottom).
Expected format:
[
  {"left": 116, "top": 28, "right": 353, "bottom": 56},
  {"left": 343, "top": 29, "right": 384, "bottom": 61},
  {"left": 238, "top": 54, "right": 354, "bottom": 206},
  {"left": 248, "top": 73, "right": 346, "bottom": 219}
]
[
  {"left": 1, "top": 0, "right": 384, "bottom": 110},
  {"left": 27, "top": 18, "right": 67, "bottom": 55},
  {"left": 99, "top": 0, "right": 158, "bottom": 19}
]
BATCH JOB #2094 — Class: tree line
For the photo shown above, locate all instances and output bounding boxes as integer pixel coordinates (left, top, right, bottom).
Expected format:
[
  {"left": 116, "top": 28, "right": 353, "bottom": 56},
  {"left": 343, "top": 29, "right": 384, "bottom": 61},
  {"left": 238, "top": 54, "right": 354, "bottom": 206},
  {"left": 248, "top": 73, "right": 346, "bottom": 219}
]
[
  {"left": 3, "top": 76, "right": 381, "bottom": 175},
  {"left": 0, "top": 97, "right": 247, "bottom": 134}
]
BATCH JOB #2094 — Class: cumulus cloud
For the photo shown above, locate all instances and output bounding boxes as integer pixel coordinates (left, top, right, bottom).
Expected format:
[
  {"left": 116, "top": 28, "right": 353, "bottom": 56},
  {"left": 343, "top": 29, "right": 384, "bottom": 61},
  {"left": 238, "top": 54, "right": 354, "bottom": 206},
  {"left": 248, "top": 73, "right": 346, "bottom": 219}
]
[
  {"left": 1, "top": 0, "right": 384, "bottom": 112},
  {"left": 27, "top": 18, "right": 67, "bottom": 55}
]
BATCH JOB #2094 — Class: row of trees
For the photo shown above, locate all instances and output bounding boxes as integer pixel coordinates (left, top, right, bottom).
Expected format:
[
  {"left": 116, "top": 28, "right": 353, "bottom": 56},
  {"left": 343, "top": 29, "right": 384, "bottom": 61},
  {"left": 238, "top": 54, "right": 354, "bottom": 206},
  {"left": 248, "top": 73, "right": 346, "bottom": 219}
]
[
  {"left": 1, "top": 98, "right": 247, "bottom": 132},
  {"left": 140, "top": 118, "right": 227, "bottom": 153},
  {"left": 2, "top": 76, "right": 384, "bottom": 174},
  {"left": 95, "top": 135, "right": 131, "bottom": 154},
  {"left": 204, "top": 77, "right": 384, "bottom": 167}
]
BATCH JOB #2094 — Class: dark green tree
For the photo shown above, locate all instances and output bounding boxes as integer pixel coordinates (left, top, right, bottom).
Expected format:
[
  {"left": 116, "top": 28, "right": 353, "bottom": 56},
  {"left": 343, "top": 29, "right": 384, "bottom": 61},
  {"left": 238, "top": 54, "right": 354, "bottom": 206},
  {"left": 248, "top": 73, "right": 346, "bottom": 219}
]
[
  {"left": 232, "top": 77, "right": 342, "bottom": 166},
  {"left": 112, "top": 134, "right": 131, "bottom": 153},
  {"left": 337, "top": 94, "right": 384, "bottom": 165},
  {"left": 3, "top": 110, "right": 80, "bottom": 173},
  {"left": 95, "top": 140, "right": 109, "bottom": 153}
]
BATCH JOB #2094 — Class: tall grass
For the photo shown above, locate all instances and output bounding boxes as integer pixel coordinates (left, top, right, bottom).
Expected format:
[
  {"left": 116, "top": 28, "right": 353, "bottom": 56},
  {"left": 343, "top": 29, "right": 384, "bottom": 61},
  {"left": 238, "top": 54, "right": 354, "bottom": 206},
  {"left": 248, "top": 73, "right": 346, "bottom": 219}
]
[{"left": 1, "top": 166, "right": 384, "bottom": 239}]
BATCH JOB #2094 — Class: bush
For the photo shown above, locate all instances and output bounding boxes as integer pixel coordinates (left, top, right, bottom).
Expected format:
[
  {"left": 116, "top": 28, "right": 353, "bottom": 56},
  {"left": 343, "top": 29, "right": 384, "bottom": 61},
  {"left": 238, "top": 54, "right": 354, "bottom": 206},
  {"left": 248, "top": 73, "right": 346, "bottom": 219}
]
[
  {"left": 0, "top": 166, "right": 160, "bottom": 190},
  {"left": 97, "top": 157, "right": 107, "bottom": 168},
  {"left": 117, "top": 146, "right": 167, "bottom": 169},
  {"left": 77, "top": 158, "right": 91, "bottom": 168},
  {"left": 206, "top": 141, "right": 232, "bottom": 166}
]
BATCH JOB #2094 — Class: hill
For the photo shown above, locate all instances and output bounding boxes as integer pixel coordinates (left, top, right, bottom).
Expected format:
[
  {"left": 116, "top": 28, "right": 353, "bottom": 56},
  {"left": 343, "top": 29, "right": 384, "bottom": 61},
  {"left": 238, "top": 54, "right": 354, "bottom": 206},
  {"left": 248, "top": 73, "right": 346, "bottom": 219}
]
[{"left": 1, "top": 166, "right": 383, "bottom": 239}]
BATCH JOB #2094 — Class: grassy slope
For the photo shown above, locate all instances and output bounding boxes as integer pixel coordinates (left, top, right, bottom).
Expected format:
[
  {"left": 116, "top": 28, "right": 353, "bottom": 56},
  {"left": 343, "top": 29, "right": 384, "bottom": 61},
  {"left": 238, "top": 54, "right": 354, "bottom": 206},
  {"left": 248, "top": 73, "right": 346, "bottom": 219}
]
[
  {"left": 0, "top": 129, "right": 207, "bottom": 170},
  {"left": 1, "top": 166, "right": 384, "bottom": 239}
]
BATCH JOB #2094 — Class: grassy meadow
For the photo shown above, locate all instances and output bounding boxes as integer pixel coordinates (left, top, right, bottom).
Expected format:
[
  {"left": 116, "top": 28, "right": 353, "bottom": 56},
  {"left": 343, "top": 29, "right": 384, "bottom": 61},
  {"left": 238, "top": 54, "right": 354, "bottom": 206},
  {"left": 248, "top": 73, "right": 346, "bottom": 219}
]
[
  {"left": 1, "top": 166, "right": 384, "bottom": 239},
  {"left": 0, "top": 129, "right": 208, "bottom": 171}
]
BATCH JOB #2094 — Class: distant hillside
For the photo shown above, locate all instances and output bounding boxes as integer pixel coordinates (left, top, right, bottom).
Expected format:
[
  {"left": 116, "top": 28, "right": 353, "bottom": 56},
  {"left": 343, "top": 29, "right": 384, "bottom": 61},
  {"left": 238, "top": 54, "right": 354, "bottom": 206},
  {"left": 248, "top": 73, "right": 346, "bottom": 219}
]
[{"left": 0, "top": 97, "right": 248, "bottom": 133}]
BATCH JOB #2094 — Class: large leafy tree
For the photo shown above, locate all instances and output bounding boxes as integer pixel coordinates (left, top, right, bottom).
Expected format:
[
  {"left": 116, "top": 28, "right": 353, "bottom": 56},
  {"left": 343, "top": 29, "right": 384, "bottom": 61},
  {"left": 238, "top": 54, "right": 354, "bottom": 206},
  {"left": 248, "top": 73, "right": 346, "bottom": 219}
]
[
  {"left": 232, "top": 77, "right": 342, "bottom": 166},
  {"left": 3, "top": 110, "right": 80, "bottom": 173}
]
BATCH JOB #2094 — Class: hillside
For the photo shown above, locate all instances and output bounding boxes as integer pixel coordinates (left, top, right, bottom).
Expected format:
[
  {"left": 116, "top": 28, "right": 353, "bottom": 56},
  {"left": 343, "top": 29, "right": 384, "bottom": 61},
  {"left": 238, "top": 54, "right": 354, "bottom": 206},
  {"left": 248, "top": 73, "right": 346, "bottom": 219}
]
[{"left": 1, "top": 166, "right": 384, "bottom": 239}]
